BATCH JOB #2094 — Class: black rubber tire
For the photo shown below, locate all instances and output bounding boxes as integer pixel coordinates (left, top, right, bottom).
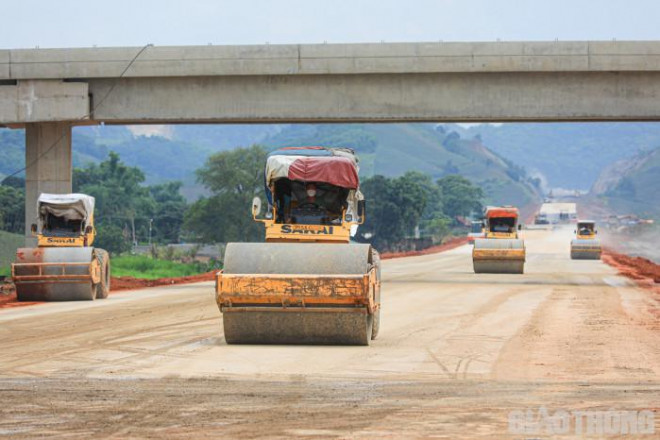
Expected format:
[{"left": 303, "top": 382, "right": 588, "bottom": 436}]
[
  {"left": 95, "top": 249, "right": 110, "bottom": 299},
  {"left": 371, "top": 309, "right": 380, "bottom": 340},
  {"left": 371, "top": 250, "right": 381, "bottom": 340},
  {"left": 364, "top": 315, "right": 374, "bottom": 346}
]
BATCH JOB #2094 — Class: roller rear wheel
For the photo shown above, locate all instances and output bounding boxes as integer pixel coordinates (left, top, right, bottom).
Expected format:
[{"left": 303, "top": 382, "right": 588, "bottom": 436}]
[
  {"left": 371, "top": 251, "right": 381, "bottom": 340},
  {"left": 95, "top": 249, "right": 110, "bottom": 299}
]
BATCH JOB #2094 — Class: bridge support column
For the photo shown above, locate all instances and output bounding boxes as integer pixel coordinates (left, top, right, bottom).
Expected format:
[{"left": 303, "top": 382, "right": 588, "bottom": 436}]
[{"left": 24, "top": 122, "right": 72, "bottom": 245}]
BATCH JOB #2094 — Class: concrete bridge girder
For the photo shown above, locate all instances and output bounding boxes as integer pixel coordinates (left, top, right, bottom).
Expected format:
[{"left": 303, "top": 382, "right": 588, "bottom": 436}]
[
  {"left": 88, "top": 71, "right": 660, "bottom": 122},
  {"left": 0, "top": 80, "right": 88, "bottom": 124}
]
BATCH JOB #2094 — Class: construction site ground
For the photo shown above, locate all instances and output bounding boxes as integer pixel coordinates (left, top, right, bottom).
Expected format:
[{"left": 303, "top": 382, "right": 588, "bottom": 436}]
[{"left": 0, "top": 226, "right": 658, "bottom": 438}]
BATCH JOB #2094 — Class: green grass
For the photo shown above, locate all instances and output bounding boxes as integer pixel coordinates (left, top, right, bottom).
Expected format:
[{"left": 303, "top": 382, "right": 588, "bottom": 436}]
[
  {"left": 0, "top": 231, "right": 209, "bottom": 280},
  {"left": 111, "top": 255, "right": 207, "bottom": 280},
  {"left": 0, "top": 230, "right": 24, "bottom": 269}
]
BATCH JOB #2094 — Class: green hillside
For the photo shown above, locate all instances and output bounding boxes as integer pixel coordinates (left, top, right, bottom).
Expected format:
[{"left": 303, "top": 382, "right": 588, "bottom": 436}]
[
  {"left": 458, "top": 122, "right": 660, "bottom": 190},
  {"left": 171, "top": 124, "right": 284, "bottom": 149},
  {"left": 590, "top": 147, "right": 660, "bottom": 220},
  {"left": 1, "top": 125, "right": 279, "bottom": 184},
  {"left": 5, "top": 122, "right": 660, "bottom": 194},
  {"left": 1, "top": 124, "right": 540, "bottom": 207},
  {"left": 0, "top": 130, "right": 25, "bottom": 182}
]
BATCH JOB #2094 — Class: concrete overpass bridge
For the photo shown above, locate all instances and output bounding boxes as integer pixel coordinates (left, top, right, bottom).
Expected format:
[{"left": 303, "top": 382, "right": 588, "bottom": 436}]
[{"left": 2, "top": 40, "right": 660, "bottom": 240}]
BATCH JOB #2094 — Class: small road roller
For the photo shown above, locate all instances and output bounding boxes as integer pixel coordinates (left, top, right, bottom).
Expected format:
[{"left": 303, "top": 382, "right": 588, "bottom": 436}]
[
  {"left": 12, "top": 193, "right": 110, "bottom": 301},
  {"left": 472, "top": 206, "right": 526, "bottom": 274},
  {"left": 570, "top": 220, "right": 602, "bottom": 260}
]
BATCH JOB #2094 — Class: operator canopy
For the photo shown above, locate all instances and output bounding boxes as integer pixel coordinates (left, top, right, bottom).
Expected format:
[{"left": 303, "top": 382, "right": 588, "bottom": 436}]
[
  {"left": 264, "top": 146, "right": 363, "bottom": 209},
  {"left": 577, "top": 220, "right": 596, "bottom": 234},
  {"left": 37, "top": 193, "right": 95, "bottom": 223},
  {"left": 265, "top": 146, "right": 360, "bottom": 189},
  {"left": 485, "top": 206, "right": 519, "bottom": 218}
]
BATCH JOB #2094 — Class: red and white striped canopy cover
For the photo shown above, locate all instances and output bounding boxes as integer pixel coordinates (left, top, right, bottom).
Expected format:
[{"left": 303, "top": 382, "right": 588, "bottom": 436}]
[{"left": 265, "top": 147, "right": 359, "bottom": 189}]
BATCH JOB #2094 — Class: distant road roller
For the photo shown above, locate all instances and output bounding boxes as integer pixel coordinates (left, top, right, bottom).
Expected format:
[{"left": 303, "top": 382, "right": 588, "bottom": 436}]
[
  {"left": 216, "top": 146, "right": 381, "bottom": 345},
  {"left": 12, "top": 193, "right": 110, "bottom": 301},
  {"left": 570, "top": 220, "right": 601, "bottom": 259},
  {"left": 472, "top": 206, "right": 526, "bottom": 274},
  {"left": 467, "top": 220, "right": 485, "bottom": 245}
]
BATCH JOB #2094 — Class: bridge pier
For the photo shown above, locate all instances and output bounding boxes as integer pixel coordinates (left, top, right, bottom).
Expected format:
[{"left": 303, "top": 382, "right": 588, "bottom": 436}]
[{"left": 24, "top": 122, "right": 72, "bottom": 245}]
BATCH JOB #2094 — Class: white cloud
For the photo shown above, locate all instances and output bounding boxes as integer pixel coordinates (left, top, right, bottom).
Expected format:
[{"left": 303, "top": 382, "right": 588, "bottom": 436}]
[{"left": 127, "top": 125, "right": 174, "bottom": 139}]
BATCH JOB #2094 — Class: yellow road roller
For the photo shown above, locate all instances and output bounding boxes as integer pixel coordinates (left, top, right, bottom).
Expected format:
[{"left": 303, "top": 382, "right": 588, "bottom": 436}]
[
  {"left": 12, "top": 193, "right": 110, "bottom": 301},
  {"left": 216, "top": 146, "right": 381, "bottom": 345},
  {"left": 570, "top": 220, "right": 601, "bottom": 260},
  {"left": 473, "top": 206, "right": 526, "bottom": 274}
]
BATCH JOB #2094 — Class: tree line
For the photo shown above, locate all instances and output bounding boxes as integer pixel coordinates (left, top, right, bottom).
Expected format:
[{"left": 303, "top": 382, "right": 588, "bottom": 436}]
[
  {"left": 1, "top": 145, "right": 483, "bottom": 253},
  {"left": 184, "top": 146, "right": 483, "bottom": 251},
  {"left": 358, "top": 171, "right": 483, "bottom": 250},
  {"left": 0, "top": 152, "right": 187, "bottom": 254}
]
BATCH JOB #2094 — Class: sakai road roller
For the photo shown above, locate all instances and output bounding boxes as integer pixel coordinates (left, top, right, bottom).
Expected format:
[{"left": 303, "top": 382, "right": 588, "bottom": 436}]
[
  {"left": 570, "top": 220, "right": 602, "bottom": 260},
  {"left": 12, "top": 193, "right": 110, "bottom": 301},
  {"left": 472, "top": 206, "right": 526, "bottom": 274},
  {"left": 216, "top": 146, "right": 381, "bottom": 345}
]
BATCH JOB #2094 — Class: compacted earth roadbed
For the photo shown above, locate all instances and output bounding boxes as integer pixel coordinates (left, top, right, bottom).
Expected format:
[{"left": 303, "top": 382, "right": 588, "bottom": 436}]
[{"left": 0, "top": 228, "right": 658, "bottom": 438}]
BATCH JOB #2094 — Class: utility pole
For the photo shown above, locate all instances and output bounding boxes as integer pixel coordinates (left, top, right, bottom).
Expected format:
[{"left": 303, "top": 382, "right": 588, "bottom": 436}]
[{"left": 148, "top": 218, "right": 153, "bottom": 246}]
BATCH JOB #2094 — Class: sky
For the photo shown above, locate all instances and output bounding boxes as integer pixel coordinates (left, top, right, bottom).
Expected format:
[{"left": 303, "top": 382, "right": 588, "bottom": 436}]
[{"left": 2, "top": 0, "right": 660, "bottom": 49}]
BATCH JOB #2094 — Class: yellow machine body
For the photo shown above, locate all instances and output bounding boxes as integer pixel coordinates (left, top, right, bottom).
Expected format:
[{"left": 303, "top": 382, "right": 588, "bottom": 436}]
[
  {"left": 35, "top": 212, "right": 96, "bottom": 247},
  {"left": 263, "top": 214, "right": 353, "bottom": 243}
]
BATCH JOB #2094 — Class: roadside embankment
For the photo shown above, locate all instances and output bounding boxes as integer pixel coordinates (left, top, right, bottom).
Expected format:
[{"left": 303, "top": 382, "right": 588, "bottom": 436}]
[
  {"left": 111, "top": 271, "right": 216, "bottom": 291},
  {"left": 381, "top": 236, "right": 468, "bottom": 260},
  {"left": 602, "top": 247, "right": 660, "bottom": 293}
]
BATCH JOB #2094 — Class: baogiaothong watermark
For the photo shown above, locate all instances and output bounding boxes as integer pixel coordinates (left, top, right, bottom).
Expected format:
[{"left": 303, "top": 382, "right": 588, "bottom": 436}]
[{"left": 508, "top": 407, "right": 655, "bottom": 436}]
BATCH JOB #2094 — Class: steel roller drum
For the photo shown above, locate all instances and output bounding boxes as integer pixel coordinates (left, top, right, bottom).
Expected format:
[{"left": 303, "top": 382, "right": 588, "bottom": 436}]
[
  {"left": 223, "top": 242, "right": 372, "bottom": 275},
  {"left": 570, "top": 239, "right": 602, "bottom": 260},
  {"left": 472, "top": 239, "right": 526, "bottom": 274},
  {"left": 14, "top": 247, "right": 97, "bottom": 301},
  {"left": 221, "top": 242, "right": 374, "bottom": 345},
  {"left": 223, "top": 309, "right": 373, "bottom": 345}
]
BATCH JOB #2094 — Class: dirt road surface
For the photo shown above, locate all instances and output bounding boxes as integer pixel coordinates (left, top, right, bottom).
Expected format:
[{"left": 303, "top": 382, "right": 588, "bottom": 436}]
[{"left": 0, "top": 227, "right": 658, "bottom": 438}]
